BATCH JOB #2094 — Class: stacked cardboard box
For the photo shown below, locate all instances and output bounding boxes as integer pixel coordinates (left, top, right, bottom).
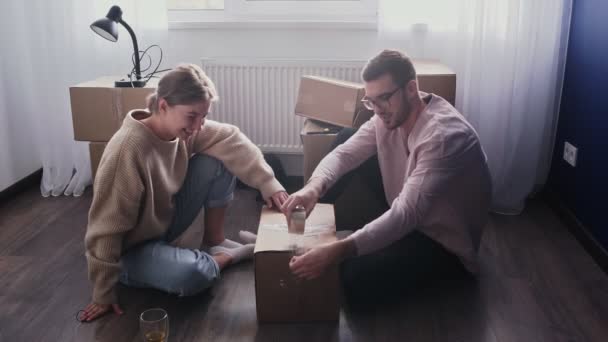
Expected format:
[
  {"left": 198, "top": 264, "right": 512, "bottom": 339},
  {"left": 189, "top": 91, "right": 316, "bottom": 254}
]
[
  {"left": 294, "top": 60, "right": 456, "bottom": 229},
  {"left": 69, "top": 76, "right": 158, "bottom": 179}
]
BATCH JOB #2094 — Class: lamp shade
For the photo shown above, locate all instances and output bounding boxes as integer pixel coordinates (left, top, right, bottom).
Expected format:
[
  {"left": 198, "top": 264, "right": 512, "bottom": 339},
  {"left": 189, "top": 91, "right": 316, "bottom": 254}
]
[
  {"left": 90, "top": 5, "right": 123, "bottom": 42},
  {"left": 90, "top": 18, "right": 118, "bottom": 42}
]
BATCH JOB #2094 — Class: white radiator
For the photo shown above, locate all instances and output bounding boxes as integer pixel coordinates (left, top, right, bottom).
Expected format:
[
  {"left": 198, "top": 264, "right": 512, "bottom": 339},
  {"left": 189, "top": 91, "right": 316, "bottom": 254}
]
[{"left": 201, "top": 58, "right": 366, "bottom": 153}]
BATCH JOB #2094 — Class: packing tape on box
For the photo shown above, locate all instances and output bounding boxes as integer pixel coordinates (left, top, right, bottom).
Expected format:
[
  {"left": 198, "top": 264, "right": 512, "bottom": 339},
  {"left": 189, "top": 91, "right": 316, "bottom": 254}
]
[{"left": 260, "top": 223, "right": 334, "bottom": 236}]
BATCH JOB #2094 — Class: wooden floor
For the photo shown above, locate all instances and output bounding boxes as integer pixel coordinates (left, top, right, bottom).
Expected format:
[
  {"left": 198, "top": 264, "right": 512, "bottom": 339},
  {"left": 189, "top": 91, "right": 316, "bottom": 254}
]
[{"left": 1, "top": 186, "right": 607, "bottom": 342}]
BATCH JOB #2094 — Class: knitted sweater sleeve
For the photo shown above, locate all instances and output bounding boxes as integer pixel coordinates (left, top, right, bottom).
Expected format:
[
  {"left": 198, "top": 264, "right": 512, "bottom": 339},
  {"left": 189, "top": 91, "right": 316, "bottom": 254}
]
[
  {"left": 85, "top": 140, "right": 144, "bottom": 304},
  {"left": 189, "top": 120, "right": 285, "bottom": 199}
]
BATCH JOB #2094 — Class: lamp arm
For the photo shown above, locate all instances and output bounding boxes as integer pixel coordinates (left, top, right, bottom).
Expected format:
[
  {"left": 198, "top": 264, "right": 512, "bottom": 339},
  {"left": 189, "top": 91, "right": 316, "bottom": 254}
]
[{"left": 118, "top": 19, "right": 141, "bottom": 80}]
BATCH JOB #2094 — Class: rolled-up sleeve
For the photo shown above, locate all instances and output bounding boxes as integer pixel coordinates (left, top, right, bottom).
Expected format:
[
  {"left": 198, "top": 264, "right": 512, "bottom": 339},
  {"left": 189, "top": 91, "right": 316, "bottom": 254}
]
[{"left": 309, "top": 117, "right": 378, "bottom": 196}]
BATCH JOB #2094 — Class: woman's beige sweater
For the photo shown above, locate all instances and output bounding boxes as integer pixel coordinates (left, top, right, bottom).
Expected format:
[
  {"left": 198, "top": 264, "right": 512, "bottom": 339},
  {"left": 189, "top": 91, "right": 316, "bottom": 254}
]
[{"left": 85, "top": 110, "right": 284, "bottom": 304}]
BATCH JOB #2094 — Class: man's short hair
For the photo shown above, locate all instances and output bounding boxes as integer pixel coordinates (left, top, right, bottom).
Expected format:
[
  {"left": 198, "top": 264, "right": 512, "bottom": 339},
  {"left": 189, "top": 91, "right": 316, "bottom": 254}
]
[{"left": 362, "top": 50, "right": 417, "bottom": 87}]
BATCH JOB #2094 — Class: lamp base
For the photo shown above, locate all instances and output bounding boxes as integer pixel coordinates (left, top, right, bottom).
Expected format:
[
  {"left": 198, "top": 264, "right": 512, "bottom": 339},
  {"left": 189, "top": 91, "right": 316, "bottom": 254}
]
[{"left": 114, "top": 79, "right": 147, "bottom": 88}]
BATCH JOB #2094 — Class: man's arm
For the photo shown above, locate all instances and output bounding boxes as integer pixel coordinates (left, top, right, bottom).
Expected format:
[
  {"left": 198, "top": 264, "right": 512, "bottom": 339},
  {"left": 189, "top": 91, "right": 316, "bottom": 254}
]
[
  {"left": 306, "top": 117, "right": 379, "bottom": 198},
  {"left": 348, "top": 135, "right": 480, "bottom": 256},
  {"left": 281, "top": 117, "right": 378, "bottom": 217}
]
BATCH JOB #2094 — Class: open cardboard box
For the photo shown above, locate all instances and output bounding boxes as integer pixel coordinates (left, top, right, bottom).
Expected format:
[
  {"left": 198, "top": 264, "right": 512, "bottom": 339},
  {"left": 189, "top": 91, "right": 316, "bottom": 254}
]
[{"left": 254, "top": 204, "right": 340, "bottom": 323}]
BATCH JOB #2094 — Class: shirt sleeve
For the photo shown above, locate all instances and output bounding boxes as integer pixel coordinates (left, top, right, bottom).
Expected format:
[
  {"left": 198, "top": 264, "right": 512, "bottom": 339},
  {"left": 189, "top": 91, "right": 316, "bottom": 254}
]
[
  {"left": 349, "top": 133, "right": 478, "bottom": 255},
  {"left": 309, "top": 117, "right": 378, "bottom": 196},
  {"left": 85, "top": 143, "right": 144, "bottom": 304},
  {"left": 189, "top": 120, "right": 284, "bottom": 199}
]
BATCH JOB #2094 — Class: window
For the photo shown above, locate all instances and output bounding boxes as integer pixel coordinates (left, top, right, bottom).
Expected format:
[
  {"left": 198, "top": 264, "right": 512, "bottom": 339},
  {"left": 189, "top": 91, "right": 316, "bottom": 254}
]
[
  {"left": 168, "top": 0, "right": 378, "bottom": 29},
  {"left": 168, "top": 0, "right": 224, "bottom": 10}
]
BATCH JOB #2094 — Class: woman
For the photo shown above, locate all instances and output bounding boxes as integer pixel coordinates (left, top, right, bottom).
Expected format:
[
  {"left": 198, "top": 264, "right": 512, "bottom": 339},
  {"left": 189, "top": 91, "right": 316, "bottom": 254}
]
[{"left": 80, "top": 64, "right": 288, "bottom": 322}]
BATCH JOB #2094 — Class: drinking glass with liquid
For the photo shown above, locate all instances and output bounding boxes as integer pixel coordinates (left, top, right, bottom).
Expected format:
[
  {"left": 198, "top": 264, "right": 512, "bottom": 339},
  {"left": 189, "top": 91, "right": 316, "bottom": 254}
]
[{"left": 140, "top": 308, "right": 169, "bottom": 342}]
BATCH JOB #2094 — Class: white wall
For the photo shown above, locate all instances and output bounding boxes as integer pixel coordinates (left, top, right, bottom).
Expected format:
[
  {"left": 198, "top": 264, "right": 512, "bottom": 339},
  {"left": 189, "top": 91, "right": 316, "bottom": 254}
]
[{"left": 0, "top": 72, "right": 41, "bottom": 192}]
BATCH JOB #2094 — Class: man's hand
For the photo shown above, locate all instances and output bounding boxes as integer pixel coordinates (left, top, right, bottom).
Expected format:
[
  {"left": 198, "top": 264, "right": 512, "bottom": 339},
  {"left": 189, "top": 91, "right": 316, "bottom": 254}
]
[
  {"left": 280, "top": 184, "right": 321, "bottom": 218},
  {"left": 80, "top": 302, "right": 123, "bottom": 322},
  {"left": 266, "top": 191, "right": 289, "bottom": 211},
  {"left": 289, "top": 239, "right": 356, "bottom": 280}
]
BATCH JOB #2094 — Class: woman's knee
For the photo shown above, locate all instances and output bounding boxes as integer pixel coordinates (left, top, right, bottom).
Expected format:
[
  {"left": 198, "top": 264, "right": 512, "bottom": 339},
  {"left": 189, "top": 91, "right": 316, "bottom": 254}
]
[
  {"left": 189, "top": 154, "right": 223, "bottom": 180},
  {"left": 189, "top": 154, "right": 235, "bottom": 185}
]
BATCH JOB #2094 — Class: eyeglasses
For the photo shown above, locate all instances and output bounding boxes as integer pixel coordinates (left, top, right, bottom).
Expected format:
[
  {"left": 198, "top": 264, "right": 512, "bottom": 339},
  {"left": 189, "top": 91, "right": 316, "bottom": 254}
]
[{"left": 361, "top": 86, "right": 402, "bottom": 111}]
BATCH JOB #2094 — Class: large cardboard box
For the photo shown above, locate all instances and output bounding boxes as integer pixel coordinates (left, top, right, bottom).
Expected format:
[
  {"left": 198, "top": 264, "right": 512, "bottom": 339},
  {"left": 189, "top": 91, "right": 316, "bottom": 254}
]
[
  {"left": 70, "top": 77, "right": 157, "bottom": 142},
  {"left": 89, "top": 142, "right": 107, "bottom": 181},
  {"left": 295, "top": 76, "right": 374, "bottom": 128},
  {"left": 254, "top": 204, "right": 340, "bottom": 323}
]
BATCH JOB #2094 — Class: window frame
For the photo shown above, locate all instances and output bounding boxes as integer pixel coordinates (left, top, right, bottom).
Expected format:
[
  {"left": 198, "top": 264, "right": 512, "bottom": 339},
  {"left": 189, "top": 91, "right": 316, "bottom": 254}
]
[{"left": 168, "top": 0, "right": 378, "bottom": 30}]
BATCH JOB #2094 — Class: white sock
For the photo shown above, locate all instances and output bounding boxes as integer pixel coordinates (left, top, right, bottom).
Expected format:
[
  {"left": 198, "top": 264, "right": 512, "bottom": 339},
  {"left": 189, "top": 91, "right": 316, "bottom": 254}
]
[
  {"left": 239, "top": 231, "right": 258, "bottom": 244},
  {"left": 209, "top": 244, "right": 255, "bottom": 264},
  {"left": 219, "top": 238, "right": 242, "bottom": 248},
  {"left": 201, "top": 238, "right": 242, "bottom": 252}
]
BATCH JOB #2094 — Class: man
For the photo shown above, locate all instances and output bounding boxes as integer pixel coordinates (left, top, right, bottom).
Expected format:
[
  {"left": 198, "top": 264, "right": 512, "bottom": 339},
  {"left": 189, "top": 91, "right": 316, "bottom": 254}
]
[{"left": 281, "top": 49, "right": 492, "bottom": 304}]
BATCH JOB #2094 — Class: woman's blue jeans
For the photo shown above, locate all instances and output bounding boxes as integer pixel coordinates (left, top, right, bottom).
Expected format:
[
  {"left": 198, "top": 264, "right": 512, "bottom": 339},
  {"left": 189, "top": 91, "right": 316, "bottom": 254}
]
[{"left": 118, "top": 154, "right": 236, "bottom": 296}]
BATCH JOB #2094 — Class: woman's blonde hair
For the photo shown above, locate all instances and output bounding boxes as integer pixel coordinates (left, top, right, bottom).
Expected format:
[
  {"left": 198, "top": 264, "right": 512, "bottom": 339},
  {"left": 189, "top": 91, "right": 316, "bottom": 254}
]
[{"left": 146, "top": 64, "right": 219, "bottom": 113}]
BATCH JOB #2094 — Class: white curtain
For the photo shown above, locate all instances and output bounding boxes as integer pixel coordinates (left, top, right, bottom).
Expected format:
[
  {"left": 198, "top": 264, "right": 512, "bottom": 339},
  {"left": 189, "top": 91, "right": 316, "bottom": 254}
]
[
  {"left": 377, "top": 0, "right": 572, "bottom": 214},
  {"left": 0, "top": 0, "right": 167, "bottom": 197}
]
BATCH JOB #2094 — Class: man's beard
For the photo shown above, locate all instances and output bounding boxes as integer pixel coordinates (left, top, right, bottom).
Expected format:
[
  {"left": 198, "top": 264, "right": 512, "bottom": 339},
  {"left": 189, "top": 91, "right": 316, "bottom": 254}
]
[{"left": 386, "top": 97, "right": 411, "bottom": 130}]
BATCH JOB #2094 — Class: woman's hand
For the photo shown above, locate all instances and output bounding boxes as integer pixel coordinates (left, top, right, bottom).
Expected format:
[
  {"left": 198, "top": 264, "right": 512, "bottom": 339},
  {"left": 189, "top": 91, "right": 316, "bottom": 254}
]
[
  {"left": 289, "top": 240, "right": 356, "bottom": 280},
  {"left": 80, "top": 302, "right": 124, "bottom": 322},
  {"left": 266, "top": 191, "right": 289, "bottom": 211}
]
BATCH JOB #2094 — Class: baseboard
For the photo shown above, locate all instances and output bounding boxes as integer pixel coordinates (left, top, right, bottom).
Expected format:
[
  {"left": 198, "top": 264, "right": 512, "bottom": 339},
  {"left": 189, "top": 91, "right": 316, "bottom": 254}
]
[
  {"left": 0, "top": 168, "right": 43, "bottom": 205},
  {"left": 542, "top": 186, "right": 608, "bottom": 274}
]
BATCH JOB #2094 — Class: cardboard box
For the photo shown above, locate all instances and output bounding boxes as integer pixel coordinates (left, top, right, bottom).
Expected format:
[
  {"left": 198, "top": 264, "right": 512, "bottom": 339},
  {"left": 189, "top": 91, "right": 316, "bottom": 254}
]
[
  {"left": 295, "top": 76, "right": 374, "bottom": 128},
  {"left": 300, "top": 119, "right": 341, "bottom": 183},
  {"left": 89, "top": 142, "right": 107, "bottom": 181},
  {"left": 254, "top": 204, "right": 340, "bottom": 323},
  {"left": 415, "top": 59, "right": 457, "bottom": 106},
  {"left": 70, "top": 77, "right": 157, "bottom": 142}
]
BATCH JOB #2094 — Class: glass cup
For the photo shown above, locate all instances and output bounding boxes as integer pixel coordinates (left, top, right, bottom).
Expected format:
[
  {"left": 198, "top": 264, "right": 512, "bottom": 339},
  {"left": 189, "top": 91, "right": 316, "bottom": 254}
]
[{"left": 140, "top": 308, "right": 169, "bottom": 342}]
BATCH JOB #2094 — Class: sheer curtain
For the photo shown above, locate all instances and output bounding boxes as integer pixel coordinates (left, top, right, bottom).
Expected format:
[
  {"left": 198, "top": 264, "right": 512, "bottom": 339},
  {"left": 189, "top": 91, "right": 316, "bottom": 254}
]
[
  {"left": 0, "top": 0, "right": 167, "bottom": 197},
  {"left": 377, "top": 0, "right": 572, "bottom": 214}
]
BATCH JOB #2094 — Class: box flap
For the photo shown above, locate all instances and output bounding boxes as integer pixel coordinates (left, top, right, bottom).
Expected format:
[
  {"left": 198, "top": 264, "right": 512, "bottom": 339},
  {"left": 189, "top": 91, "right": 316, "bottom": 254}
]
[
  {"left": 301, "top": 119, "right": 342, "bottom": 135},
  {"left": 255, "top": 204, "right": 336, "bottom": 253}
]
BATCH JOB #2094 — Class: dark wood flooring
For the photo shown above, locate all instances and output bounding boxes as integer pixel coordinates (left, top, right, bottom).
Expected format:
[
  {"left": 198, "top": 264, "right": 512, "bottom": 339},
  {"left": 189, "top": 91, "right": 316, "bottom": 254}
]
[{"left": 1, "top": 186, "right": 607, "bottom": 341}]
